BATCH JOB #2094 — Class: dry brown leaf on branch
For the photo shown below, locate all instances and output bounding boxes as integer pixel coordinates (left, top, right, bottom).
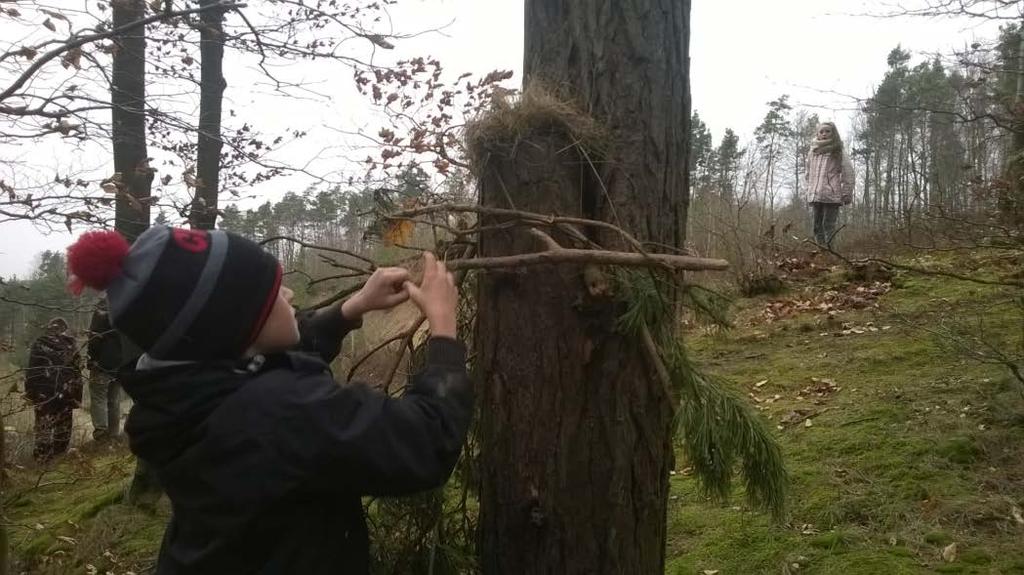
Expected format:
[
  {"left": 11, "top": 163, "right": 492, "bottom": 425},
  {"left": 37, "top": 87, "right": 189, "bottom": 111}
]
[
  {"left": 383, "top": 219, "right": 414, "bottom": 246},
  {"left": 61, "top": 47, "right": 83, "bottom": 70},
  {"left": 365, "top": 34, "right": 395, "bottom": 49},
  {"left": 40, "top": 9, "right": 69, "bottom": 22}
]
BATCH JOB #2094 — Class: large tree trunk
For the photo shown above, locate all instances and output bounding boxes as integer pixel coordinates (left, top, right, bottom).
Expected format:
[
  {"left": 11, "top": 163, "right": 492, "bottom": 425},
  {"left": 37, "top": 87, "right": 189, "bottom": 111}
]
[
  {"left": 476, "top": 1, "right": 690, "bottom": 573},
  {"left": 1002, "top": 18, "right": 1024, "bottom": 227},
  {"left": 190, "top": 0, "right": 226, "bottom": 230},
  {"left": 111, "top": 0, "right": 159, "bottom": 506},
  {"left": 0, "top": 409, "right": 8, "bottom": 575},
  {"left": 111, "top": 0, "right": 153, "bottom": 241}
]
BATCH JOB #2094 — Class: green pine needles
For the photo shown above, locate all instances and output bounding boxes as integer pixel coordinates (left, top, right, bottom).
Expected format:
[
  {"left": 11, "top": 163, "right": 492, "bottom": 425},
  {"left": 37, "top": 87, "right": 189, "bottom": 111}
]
[{"left": 615, "top": 269, "right": 788, "bottom": 519}]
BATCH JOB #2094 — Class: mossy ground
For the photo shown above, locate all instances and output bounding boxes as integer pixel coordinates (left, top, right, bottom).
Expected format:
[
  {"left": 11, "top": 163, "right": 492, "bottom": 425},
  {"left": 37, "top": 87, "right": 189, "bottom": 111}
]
[{"left": 668, "top": 251, "right": 1024, "bottom": 574}]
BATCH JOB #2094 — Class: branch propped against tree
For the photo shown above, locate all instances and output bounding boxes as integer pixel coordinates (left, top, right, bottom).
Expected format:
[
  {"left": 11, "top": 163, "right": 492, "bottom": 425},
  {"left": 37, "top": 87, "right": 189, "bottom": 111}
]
[{"left": 443, "top": 228, "right": 728, "bottom": 272}]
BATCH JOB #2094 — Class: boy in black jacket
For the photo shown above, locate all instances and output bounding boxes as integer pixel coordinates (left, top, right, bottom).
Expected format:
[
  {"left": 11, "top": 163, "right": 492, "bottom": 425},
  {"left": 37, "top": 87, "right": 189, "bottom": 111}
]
[{"left": 66, "top": 226, "right": 472, "bottom": 574}]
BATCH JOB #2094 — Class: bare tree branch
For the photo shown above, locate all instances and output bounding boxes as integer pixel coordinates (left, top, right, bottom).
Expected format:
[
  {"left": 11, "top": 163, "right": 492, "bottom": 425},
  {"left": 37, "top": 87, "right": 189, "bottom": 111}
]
[{"left": 0, "top": 2, "right": 247, "bottom": 104}]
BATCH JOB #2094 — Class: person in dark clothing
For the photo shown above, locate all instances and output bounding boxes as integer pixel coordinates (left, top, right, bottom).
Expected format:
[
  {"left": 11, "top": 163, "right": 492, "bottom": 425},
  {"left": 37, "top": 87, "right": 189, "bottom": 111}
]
[
  {"left": 25, "top": 317, "right": 83, "bottom": 462},
  {"left": 66, "top": 226, "right": 471, "bottom": 575},
  {"left": 86, "top": 301, "right": 124, "bottom": 440}
]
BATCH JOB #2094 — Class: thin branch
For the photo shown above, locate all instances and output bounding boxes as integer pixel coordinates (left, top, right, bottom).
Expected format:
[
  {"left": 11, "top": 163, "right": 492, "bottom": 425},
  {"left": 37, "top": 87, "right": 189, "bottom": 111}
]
[
  {"left": 347, "top": 327, "right": 419, "bottom": 382},
  {"left": 388, "top": 203, "right": 649, "bottom": 253},
  {"left": 381, "top": 317, "right": 427, "bottom": 394},
  {"left": 527, "top": 228, "right": 562, "bottom": 251},
  {"left": 640, "top": 324, "right": 676, "bottom": 416},
  {"left": 810, "top": 239, "right": 1024, "bottom": 288},
  {"left": 305, "top": 282, "right": 363, "bottom": 312},
  {"left": 443, "top": 244, "right": 729, "bottom": 273},
  {"left": 260, "top": 235, "right": 376, "bottom": 269},
  {"left": 306, "top": 271, "right": 368, "bottom": 287},
  {"left": 0, "top": 2, "right": 248, "bottom": 103}
]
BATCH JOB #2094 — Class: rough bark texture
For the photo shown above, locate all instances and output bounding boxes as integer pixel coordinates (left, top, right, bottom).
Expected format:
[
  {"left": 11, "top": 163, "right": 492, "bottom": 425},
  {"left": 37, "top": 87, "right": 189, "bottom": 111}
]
[
  {"left": 0, "top": 409, "right": 7, "bottom": 575},
  {"left": 476, "top": 1, "right": 691, "bottom": 573},
  {"left": 111, "top": 0, "right": 158, "bottom": 505},
  {"left": 190, "top": 0, "right": 226, "bottom": 230},
  {"left": 111, "top": 0, "right": 153, "bottom": 242},
  {"left": 522, "top": 0, "right": 690, "bottom": 248}
]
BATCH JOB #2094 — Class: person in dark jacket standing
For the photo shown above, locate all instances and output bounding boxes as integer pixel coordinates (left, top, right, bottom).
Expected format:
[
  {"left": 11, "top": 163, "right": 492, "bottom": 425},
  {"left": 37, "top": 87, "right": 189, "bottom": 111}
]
[
  {"left": 86, "top": 301, "right": 123, "bottom": 440},
  {"left": 65, "top": 226, "right": 472, "bottom": 575},
  {"left": 25, "top": 317, "right": 83, "bottom": 462}
]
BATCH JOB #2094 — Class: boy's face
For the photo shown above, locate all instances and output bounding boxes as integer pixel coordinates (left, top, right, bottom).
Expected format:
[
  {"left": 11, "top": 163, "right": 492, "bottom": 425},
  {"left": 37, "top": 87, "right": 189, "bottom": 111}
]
[{"left": 249, "top": 286, "right": 300, "bottom": 354}]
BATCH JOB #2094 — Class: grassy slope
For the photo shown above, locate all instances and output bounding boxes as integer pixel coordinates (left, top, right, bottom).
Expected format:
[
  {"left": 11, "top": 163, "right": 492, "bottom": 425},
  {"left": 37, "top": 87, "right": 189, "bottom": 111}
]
[
  {"left": 4, "top": 448, "right": 169, "bottom": 574},
  {"left": 4, "top": 252, "right": 1023, "bottom": 574},
  {"left": 669, "top": 253, "right": 1024, "bottom": 574}
]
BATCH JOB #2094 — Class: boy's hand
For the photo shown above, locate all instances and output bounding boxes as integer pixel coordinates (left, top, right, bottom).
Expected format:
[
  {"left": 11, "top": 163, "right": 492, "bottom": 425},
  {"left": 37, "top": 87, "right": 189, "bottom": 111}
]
[
  {"left": 404, "top": 252, "right": 458, "bottom": 339},
  {"left": 342, "top": 267, "right": 411, "bottom": 320}
]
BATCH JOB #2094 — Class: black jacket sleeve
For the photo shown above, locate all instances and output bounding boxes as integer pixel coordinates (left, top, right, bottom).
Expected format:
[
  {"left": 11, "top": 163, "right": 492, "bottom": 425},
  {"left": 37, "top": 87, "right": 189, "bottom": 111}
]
[
  {"left": 263, "top": 337, "right": 473, "bottom": 497},
  {"left": 24, "top": 340, "right": 52, "bottom": 403},
  {"left": 294, "top": 301, "right": 362, "bottom": 364},
  {"left": 86, "top": 312, "right": 106, "bottom": 369}
]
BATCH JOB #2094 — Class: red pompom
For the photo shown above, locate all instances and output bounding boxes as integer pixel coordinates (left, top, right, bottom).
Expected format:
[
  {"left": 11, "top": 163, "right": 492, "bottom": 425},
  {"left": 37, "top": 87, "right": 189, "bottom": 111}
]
[{"left": 67, "top": 230, "right": 130, "bottom": 293}]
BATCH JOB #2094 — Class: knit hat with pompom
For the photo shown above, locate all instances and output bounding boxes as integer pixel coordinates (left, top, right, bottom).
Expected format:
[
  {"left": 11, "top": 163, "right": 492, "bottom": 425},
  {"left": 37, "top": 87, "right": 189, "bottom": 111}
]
[{"left": 67, "top": 226, "right": 282, "bottom": 361}]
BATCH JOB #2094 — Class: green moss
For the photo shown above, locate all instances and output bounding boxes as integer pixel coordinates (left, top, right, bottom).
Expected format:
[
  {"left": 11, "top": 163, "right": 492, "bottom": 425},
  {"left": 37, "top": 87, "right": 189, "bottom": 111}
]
[
  {"left": 961, "top": 548, "right": 993, "bottom": 565},
  {"left": 924, "top": 531, "right": 955, "bottom": 546},
  {"left": 937, "top": 436, "right": 983, "bottom": 465},
  {"left": 7, "top": 453, "right": 168, "bottom": 571},
  {"left": 810, "top": 531, "right": 853, "bottom": 550},
  {"left": 889, "top": 546, "right": 916, "bottom": 557},
  {"left": 670, "top": 252, "right": 1024, "bottom": 574}
]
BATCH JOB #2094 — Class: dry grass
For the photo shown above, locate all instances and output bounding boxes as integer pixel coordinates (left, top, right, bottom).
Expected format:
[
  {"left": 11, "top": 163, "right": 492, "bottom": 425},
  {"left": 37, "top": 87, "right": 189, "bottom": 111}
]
[{"left": 464, "top": 82, "right": 609, "bottom": 173}]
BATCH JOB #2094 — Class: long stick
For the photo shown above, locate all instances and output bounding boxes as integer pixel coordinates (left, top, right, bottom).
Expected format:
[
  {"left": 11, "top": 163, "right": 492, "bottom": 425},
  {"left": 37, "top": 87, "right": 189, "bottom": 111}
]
[{"left": 443, "top": 247, "right": 728, "bottom": 272}]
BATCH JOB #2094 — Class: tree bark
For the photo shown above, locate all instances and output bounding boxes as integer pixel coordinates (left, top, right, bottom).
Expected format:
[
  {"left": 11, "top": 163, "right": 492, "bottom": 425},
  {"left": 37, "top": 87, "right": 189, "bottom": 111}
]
[
  {"left": 0, "top": 409, "right": 8, "bottom": 575},
  {"left": 111, "top": 0, "right": 159, "bottom": 506},
  {"left": 1002, "top": 17, "right": 1024, "bottom": 226},
  {"left": 190, "top": 0, "right": 227, "bottom": 230},
  {"left": 111, "top": 0, "right": 153, "bottom": 242},
  {"left": 476, "top": 1, "right": 690, "bottom": 573}
]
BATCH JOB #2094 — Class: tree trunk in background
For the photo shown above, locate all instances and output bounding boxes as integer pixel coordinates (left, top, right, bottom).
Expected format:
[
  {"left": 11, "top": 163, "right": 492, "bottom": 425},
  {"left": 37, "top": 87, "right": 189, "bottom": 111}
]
[
  {"left": 0, "top": 409, "right": 8, "bottom": 575},
  {"left": 190, "top": 0, "right": 227, "bottom": 230},
  {"left": 1003, "top": 18, "right": 1024, "bottom": 227},
  {"left": 111, "top": 0, "right": 153, "bottom": 241},
  {"left": 111, "top": 0, "right": 159, "bottom": 507},
  {"left": 476, "top": 1, "right": 690, "bottom": 572}
]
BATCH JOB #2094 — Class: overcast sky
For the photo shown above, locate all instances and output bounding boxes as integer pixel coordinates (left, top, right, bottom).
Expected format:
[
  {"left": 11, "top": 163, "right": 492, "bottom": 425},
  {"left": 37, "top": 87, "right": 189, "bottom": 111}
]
[{"left": 0, "top": 0, "right": 1010, "bottom": 278}]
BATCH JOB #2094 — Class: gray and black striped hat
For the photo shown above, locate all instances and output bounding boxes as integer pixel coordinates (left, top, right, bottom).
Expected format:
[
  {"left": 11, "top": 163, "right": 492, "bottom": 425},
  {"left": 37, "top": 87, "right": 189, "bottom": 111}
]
[{"left": 68, "top": 226, "right": 282, "bottom": 361}]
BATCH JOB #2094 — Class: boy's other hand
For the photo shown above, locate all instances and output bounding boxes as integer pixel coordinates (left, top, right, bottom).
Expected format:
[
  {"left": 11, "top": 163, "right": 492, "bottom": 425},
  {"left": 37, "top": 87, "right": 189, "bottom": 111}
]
[
  {"left": 342, "top": 267, "right": 411, "bottom": 320},
  {"left": 404, "top": 252, "right": 458, "bottom": 339}
]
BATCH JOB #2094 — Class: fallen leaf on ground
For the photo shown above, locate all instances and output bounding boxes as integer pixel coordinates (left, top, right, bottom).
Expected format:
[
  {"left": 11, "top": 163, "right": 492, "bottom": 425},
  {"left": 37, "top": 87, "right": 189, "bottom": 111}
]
[
  {"left": 780, "top": 409, "right": 812, "bottom": 426},
  {"left": 942, "top": 542, "right": 958, "bottom": 563}
]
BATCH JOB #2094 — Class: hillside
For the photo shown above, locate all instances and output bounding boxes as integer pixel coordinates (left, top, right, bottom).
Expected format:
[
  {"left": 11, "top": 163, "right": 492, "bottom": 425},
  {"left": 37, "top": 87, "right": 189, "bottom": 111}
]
[{"left": 3, "top": 251, "right": 1023, "bottom": 574}]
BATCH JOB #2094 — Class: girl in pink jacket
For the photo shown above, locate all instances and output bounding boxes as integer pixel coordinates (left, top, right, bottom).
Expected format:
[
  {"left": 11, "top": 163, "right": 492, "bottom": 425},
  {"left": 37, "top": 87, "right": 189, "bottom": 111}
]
[{"left": 805, "top": 122, "right": 855, "bottom": 247}]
